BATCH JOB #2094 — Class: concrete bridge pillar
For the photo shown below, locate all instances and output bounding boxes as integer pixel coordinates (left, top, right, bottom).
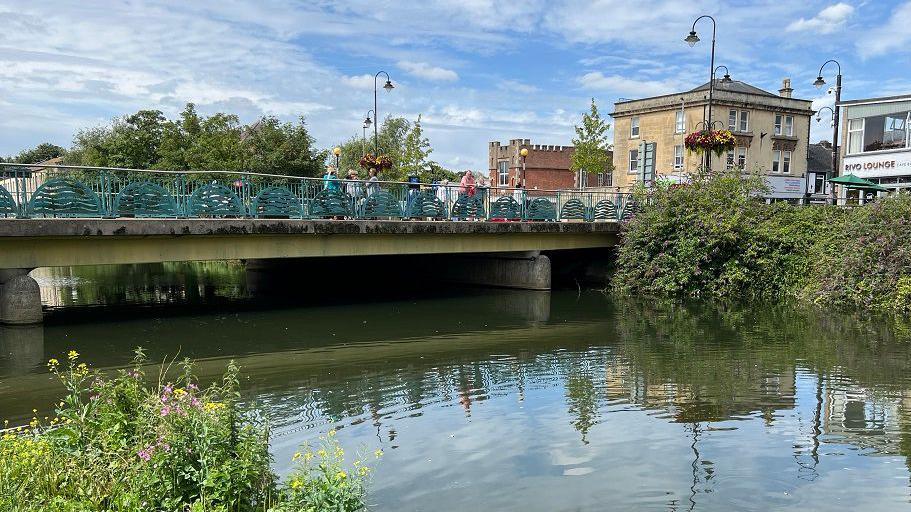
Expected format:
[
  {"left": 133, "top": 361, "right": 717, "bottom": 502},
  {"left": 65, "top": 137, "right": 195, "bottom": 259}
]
[
  {"left": 441, "top": 252, "right": 551, "bottom": 291},
  {"left": 0, "top": 268, "right": 42, "bottom": 325}
]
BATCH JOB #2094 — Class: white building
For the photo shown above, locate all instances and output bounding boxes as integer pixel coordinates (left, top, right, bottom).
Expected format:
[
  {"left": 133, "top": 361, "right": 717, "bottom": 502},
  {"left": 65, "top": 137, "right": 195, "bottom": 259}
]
[{"left": 838, "top": 94, "right": 911, "bottom": 200}]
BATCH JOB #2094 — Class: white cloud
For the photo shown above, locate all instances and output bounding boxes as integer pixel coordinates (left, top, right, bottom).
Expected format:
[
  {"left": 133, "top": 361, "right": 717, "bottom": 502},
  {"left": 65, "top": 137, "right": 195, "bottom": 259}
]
[
  {"left": 577, "top": 72, "right": 682, "bottom": 98},
  {"left": 397, "top": 61, "right": 459, "bottom": 82},
  {"left": 338, "top": 74, "right": 377, "bottom": 90},
  {"left": 857, "top": 1, "right": 911, "bottom": 57},
  {"left": 786, "top": 2, "right": 854, "bottom": 34}
]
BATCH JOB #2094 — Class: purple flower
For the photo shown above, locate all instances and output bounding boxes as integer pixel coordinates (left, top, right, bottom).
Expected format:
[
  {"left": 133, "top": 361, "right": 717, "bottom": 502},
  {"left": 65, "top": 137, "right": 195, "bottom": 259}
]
[
  {"left": 138, "top": 449, "right": 152, "bottom": 461},
  {"left": 160, "top": 406, "right": 172, "bottom": 416}
]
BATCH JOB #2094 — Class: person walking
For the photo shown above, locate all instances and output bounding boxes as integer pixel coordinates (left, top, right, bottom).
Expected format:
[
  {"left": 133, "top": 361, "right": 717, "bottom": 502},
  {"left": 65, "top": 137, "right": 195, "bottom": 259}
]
[
  {"left": 344, "top": 169, "right": 362, "bottom": 217},
  {"left": 322, "top": 166, "right": 340, "bottom": 192}
]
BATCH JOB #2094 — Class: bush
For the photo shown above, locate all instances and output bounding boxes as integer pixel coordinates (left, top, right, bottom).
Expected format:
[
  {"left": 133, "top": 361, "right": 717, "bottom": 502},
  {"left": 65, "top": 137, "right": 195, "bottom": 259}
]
[
  {"left": 0, "top": 350, "right": 377, "bottom": 512},
  {"left": 614, "top": 169, "right": 911, "bottom": 314}
]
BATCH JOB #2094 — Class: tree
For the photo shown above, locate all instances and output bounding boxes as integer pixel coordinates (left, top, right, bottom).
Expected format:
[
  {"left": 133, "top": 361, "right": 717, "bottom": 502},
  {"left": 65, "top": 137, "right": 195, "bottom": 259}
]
[
  {"left": 243, "top": 116, "right": 327, "bottom": 177},
  {"left": 571, "top": 98, "right": 613, "bottom": 183},
  {"left": 5, "top": 143, "right": 66, "bottom": 164},
  {"left": 399, "top": 115, "right": 433, "bottom": 180}
]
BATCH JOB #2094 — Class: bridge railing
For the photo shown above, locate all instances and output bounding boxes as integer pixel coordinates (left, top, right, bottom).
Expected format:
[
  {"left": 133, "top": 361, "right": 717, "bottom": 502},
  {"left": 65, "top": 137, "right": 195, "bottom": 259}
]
[{"left": 0, "top": 163, "right": 639, "bottom": 221}]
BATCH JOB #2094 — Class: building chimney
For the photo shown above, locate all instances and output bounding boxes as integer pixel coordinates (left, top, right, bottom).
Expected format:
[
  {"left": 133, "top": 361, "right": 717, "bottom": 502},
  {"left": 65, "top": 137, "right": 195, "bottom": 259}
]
[{"left": 779, "top": 78, "right": 793, "bottom": 98}]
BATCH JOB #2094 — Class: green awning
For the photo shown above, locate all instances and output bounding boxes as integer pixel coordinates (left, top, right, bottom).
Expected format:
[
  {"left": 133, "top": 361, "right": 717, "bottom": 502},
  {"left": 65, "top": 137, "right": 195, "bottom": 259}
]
[{"left": 829, "top": 174, "right": 890, "bottom": 191}]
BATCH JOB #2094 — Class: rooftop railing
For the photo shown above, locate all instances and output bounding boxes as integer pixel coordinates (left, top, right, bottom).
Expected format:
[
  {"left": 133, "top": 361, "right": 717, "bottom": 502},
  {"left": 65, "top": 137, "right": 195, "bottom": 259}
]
[{"left": 0, "top": 163, "right": 639, "bottom": 222}]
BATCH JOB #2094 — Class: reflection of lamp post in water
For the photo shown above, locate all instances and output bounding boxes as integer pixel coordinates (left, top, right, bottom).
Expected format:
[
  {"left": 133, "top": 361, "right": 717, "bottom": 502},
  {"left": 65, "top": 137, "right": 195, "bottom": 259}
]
[{"left": 519, "top": 147, "right": 528, "bottom": 187}]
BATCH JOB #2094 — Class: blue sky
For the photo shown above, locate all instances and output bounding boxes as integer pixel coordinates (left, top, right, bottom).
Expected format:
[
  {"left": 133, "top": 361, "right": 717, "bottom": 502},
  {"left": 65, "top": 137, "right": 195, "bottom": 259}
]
[{"left": 1, "top": 0, "right": 910, "bottom": 170}]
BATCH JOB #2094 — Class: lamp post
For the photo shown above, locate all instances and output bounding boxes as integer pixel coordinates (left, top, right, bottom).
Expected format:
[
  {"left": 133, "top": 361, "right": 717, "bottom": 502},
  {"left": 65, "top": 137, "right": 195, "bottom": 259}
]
[
  {"left": 519, "top": 148, "right": 528, "bottom": 188},
  {"left": 362, "top": 110, "right": 374, "bottom": 156},
  {"left": 333, "top": 146, "right": 341, "bottom": 173},
  {"left": 372, "top": 71, "right": 394, "bottom": 155},
  {"left": 685, "top": 15, "right": 718, "bottom": 170},
  {"left": 714, "top": 66, "right": 733, "bottom": 86},
  {"left": 813, "top": 59, "right": 842, "bottom": 203}
]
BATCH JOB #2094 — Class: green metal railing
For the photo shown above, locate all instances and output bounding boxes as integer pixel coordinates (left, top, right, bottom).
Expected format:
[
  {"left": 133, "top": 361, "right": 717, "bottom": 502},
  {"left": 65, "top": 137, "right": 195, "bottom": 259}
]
[{"left": 0, "top": 163, "right": 640, "bottom": 221}]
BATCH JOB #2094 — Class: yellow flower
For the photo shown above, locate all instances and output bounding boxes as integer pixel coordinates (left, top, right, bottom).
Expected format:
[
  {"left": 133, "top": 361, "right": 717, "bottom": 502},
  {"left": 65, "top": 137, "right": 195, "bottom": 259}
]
[
  {"left": 47, "top": 359, "right": 59, "bottom": 368},
  {"left": 292, "top": 452, "right": 302, "bottom": 461},
  {"left": 174, "top": 388, "right": 187, "bottom": 398},
  {"left": 328, "top": 429, "right": 336, "bottom": 437},
  {"left": 335, "top": 470, "right": 347, "bottom": 480},
  {"left": 290, "top": 478, "right": 303, "bottom": 490},
  {"left": 374, "top": 449, "right": 383, "bottom": 458},
  {"left": 67, "top": 350, "right": 79, "bottom": 361},
  {"left": 317, "top": 449, "right": 327, "bottom": 458}
]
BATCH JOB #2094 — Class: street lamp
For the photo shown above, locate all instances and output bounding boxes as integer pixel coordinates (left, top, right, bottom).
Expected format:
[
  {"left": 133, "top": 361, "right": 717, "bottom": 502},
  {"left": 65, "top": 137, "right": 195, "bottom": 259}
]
[
  {"left": 714, "top": 65, "right": 733, "bottom": 85},
  {"left": 373, "top": 71, "right": 394, "bottom": 155},
  {"left": 813, "top": 59, "right": 842, "bottom": 203},
  {"left": 333, "top": 146, "right": 341, "bottom": 173},
  {"left": 362, "top": 109, "right": 374, "bottom": 156},
  {"left": 685, "top": 15, "right": 717, "bottom": 170},
  {"left": 519, "top": 147, "right": 528, "bottom": 188}
]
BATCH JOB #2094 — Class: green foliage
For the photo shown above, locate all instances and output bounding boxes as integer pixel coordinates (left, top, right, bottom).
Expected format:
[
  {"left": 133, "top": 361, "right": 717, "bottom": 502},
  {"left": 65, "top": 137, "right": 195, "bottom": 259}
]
[
  {"left": 0, "top": 350, "right": 376, "bottom": 512},
  {"left": 399, "top": 114, "right": 432, "bottom": 179},
  {"left": 63, "top": 104, "right": 325, "bottom": 177},
  {"left": 3, "top": 143, "right": 66, "bottom": 164},
  {"left": 614, "top": 169, "right": 840, "bottom": 300},
  {"left": 800, "top": 193, "right": 911, "bottom": 312},
  {"left": 335, "top": 116, "right": 458, "bottom": 182},
  {"left": 571, "top": 98, "right": 613, "bottom": 176},
  {"left": 616, "top": 170, "right": 911, "bottom": 314}
]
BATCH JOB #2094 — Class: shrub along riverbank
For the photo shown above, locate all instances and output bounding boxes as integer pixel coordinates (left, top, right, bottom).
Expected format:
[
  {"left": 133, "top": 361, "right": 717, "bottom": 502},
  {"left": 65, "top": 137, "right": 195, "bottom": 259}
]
[
  {"left": 0, "top": 350, "right": 378, "bottom": 512},
  {"left": 614, "top": 170, "right": 911, "bottom": 313}
]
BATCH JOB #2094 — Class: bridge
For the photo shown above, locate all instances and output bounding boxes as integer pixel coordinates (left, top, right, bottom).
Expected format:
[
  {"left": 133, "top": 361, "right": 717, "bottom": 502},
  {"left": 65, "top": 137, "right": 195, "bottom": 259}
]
[{"left": 0, "top": 163, "right": 631, "bottom": 324}]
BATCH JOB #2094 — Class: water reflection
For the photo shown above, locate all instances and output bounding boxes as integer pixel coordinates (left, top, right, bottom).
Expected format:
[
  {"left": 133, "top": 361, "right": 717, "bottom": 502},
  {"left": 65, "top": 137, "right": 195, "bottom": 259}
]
[
  {"left": 0, "top": 324, "right": 44, "bottom": 376},
  {"left": 5, "top": 263, "right": 911, "bottom": 510}
]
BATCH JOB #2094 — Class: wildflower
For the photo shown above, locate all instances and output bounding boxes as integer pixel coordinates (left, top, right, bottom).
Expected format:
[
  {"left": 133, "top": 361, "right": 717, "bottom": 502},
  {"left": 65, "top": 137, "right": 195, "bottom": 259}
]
[
  {"left": 160, "top": 406, "right": 172, "bottom": 417},
  {"left": 67, "top": 350, "right": 79, "bottom": 361},
  {"left": 137, "top": 449, "right": 152, "bottom": 461},
  {"left": 374, "top": 449, "right": 383, "bottom": 458},
  {"left": 174, "top": 388, "right": 187, "bottom": 398},
  {"left": 328, "top": 429, "right": 336, "bottom": 437},
  {"left": 292, "top": 452, "right": 302, "bottom": 461},
  {"left": 290, "top": 478, "right": 303, "bottom": 490},
  {"left": 335, "top": 470, "right": 347, "bottom": 480},
  {"left": 47, "top": 358, "right": 59, "bottom": 368}
]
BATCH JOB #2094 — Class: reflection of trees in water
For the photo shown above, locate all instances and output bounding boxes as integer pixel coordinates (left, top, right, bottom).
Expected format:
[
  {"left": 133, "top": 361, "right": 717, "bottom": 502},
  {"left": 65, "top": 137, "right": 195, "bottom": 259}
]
[
  {"left": 36, "top": 262, "right": 247, "bottom": 307},
  {"left": 258, "top": 297, "right": 911, "bottom": 479}
]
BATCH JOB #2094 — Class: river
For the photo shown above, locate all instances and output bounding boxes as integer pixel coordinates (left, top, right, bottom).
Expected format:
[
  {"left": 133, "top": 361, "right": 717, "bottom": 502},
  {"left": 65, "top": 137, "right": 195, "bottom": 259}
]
[{"left": 1, "top": 262, "right": 910, "bottom": 511}]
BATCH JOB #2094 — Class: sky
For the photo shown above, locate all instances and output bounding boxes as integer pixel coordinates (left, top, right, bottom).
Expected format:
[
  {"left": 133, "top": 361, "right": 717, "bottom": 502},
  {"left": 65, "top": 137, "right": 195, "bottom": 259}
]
[{"left": 1, "top": 0, "right": 910, "bottom": 171}]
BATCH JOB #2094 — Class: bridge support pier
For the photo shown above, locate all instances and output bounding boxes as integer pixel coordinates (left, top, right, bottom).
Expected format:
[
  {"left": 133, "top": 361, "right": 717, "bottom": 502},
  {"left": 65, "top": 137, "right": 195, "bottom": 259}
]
[
  {"left": 441, "top": 252, "right": 551, "bottom": 291},
  {"left": 0, "top": 268, "right": 42, "bottom": 325}
]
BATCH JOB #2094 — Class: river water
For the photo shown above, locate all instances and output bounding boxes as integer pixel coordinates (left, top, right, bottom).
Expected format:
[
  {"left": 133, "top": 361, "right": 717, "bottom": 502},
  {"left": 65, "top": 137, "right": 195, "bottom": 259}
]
[{"left": 2, "top": 263, "right": 911, "bottom": 511}]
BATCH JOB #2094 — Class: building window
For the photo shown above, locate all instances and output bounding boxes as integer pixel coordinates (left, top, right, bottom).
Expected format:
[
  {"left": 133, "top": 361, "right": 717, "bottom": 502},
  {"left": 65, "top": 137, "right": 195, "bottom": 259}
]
[
  {"left": 497, "top": 161, "right": 509, "bottom": 186},
  {"left": 630, "top": 117, "right": 640, "bottom": 138},
  {"left": 883, "top": 114, "right": 908, "bottom": 150},
  {"left": 628, "top": 149, "right": 639, "bottom": 172},
  {"left": 847, "top": 118, "right": 864, "bottom": 154},
  {"left": 737, "top": 147, "right": 746, "bottom": 168},
  {"left": 597, "top": 172, "right": 604, "bottom": 186},
  {"left": 772, "top": 150, "right": 790, "bottom": 173},
  {"left": 728, "top": 110, "right": 749, "bottom": 132},
  {"left": 676, "top": 110, "right": 685, "bottom": 133},
  {"left": 775, "top": 114, "right": 793, "bottom": 136},
  {"left": 726, "top": 149, "right": 735, "bottom": 170},
  {"left": 596, "top": 172, "right": 612, "bottom": 187},
  {"left": 674, "top": 145, "right": 684, "bottom": 169}
]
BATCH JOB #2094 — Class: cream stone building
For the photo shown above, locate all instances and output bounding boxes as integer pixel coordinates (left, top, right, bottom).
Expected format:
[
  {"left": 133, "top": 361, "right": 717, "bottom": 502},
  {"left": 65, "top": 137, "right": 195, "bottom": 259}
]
[{"left": 610, "top": 79, "right": 814, "bottom": 196}]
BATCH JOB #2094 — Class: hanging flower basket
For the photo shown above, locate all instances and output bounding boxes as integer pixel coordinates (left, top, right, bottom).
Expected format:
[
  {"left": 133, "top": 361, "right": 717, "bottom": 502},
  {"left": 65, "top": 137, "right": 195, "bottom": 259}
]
[
  {"left": 684, "top": 129, "right": 736, "bottom": 156},
  {"left": 359, "top": 153, "right": 393, "bottom": 171}
]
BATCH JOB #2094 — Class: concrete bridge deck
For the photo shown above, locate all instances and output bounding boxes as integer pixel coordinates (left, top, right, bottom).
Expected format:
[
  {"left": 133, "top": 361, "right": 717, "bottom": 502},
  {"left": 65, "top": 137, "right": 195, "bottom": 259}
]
[
  {"left": 0, "top": 218, "right": 619, "bottom": 268},
  {"left": 0, "top": 219, "right": 619, "bottom": 324}
]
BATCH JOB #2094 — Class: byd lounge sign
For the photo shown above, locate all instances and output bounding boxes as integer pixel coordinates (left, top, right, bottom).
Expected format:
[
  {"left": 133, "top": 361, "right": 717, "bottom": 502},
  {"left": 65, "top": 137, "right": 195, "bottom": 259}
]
[{"left": 844, "top": 151, "right": 911, "bottom": 178}]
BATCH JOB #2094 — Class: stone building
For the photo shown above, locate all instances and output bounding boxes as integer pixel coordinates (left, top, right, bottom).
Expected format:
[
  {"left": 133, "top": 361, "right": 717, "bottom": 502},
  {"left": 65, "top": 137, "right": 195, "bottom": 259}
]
[
  {"left": 610, "top": 79, "right": 814, "bottom": 192},
  {"left": 488, "top": 139, "right": 612, "bottom": 191}
]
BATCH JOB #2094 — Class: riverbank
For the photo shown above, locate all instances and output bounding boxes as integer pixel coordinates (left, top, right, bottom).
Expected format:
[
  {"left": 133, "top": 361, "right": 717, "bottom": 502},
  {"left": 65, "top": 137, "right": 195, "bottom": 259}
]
[
  {"left": 0, "top": 351, "right": 377, "bottom": 511},
  {"left": 613, "top": 170, "right": 911, "bottom": 313}
]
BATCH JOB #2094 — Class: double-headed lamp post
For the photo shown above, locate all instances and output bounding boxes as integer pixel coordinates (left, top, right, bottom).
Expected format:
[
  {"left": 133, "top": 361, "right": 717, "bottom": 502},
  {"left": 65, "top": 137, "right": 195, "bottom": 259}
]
[
  {"left": 333, "top": 146, "right": 341, "bottom": 172},
  {"left": 519, "top": 148, "right": 528, "bottom": 187},
  {"left": 685, "top": 15, "right": 718, "bottom": 170},
  {"left": 813, "top": 59, "right": 842, "bottom": 202},
  {"left": 372, "top": 72, "right": 394, "bottom": 155}
]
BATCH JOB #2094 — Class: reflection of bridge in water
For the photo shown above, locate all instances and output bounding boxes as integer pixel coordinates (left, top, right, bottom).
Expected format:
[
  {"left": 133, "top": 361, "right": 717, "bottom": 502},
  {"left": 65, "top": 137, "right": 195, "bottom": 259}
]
[{"left": 0, "top": 163, "right": 627, "bottom": 324}]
